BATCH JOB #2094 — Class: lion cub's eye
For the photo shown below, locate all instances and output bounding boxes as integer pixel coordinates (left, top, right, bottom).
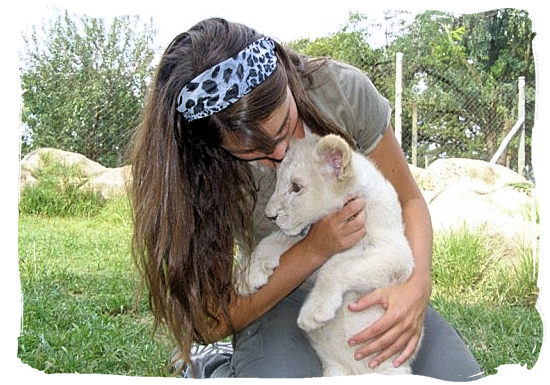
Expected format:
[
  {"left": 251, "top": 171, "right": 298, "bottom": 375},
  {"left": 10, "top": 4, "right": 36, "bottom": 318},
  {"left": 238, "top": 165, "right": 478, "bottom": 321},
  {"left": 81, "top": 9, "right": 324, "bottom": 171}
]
[{"left": 290, "top": 181, "right": 303, "bottom": 193}]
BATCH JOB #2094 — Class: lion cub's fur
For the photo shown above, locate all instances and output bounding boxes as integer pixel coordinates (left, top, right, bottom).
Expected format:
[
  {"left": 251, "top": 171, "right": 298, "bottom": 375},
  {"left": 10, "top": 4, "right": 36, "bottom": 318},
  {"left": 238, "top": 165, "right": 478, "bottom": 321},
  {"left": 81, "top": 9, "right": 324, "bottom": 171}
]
[{"left": 235, "top": 132, "right": 419, "bottom": 376}]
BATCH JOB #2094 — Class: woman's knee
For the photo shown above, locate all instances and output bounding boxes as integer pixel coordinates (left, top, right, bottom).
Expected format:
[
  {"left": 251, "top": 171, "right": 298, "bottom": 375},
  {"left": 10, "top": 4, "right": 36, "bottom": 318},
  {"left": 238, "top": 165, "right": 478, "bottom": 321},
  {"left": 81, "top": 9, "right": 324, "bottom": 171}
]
[
  {"left": 412, "top": 305, "right": 483, "bottom": 381},
  {"left": 232, "top": 292, "right": 322, "bottom": 378}
]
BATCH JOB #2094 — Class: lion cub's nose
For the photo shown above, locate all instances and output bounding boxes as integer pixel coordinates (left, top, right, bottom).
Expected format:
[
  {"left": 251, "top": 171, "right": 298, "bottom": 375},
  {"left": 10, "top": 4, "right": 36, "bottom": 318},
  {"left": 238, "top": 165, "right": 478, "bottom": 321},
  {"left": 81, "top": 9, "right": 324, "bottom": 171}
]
[{"left": 265, "top": 200, "right": 279, "bottom": 221}]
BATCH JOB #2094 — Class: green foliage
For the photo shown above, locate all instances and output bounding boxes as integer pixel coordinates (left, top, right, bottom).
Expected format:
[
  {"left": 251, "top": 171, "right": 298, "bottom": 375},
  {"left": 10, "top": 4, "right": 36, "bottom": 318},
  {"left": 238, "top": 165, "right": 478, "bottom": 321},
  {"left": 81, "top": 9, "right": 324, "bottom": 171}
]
[
  {"left": 20, "top": 11, "right": 157, "bottom": 167},
  {"left": 432, "top": 225, "right": 493, "bottom": 293},
  {"left": 431, "top": 297, "right": 542, "bottom": 375},
  {"left": 286, "top": 13, "right": 379, "bottom": 70},
  {"left": 289, "top": 9, "right": 535, "bottom": 170},
  {"left": 19, "top": 153, "right": 105, "bottom": 217},
  {"left": 508, "top": 181, "right": 534, "bottom": 195},
  {"left": 432, "top": 225, "right": 539, "bottom": 305},
  {"left": 495, "top": 245, "right": 539, "bottom": 306}
]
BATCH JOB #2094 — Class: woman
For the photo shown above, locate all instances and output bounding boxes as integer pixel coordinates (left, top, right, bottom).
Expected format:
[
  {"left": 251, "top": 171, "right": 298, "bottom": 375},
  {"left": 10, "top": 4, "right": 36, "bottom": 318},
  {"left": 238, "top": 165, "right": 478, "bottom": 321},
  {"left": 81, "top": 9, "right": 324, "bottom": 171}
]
[{"left": 129, "top": 17, "right": 482, "bottom": 380}]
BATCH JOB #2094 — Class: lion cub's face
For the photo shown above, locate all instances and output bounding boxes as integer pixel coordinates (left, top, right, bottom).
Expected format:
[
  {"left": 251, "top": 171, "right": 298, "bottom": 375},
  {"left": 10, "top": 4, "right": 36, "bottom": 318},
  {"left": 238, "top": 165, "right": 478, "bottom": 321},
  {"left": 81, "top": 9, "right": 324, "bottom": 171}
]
[{"left": 266, "top": 133, "right": 355, "bottom": 237}]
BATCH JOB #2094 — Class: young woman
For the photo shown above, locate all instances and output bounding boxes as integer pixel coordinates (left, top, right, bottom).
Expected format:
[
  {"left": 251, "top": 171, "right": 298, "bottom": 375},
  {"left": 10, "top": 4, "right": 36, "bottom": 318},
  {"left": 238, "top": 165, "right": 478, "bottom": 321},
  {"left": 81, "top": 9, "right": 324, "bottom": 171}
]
[{"left": 129, "top": 17, "right": 482, "bottom": 380}]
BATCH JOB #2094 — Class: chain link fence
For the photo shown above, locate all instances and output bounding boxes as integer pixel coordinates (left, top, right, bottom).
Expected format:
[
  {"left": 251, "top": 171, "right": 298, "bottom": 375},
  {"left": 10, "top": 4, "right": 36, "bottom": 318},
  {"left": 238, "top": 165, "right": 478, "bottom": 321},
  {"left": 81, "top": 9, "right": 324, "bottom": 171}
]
[
  {"left": 21, "top": 86, "right": 143, "bottom": 168},
  {"left": 22, "top": 53, "right": 532, "bottom": 176},
  {"left": 367, "top": 52, "right": 534, "bottom": 179}
]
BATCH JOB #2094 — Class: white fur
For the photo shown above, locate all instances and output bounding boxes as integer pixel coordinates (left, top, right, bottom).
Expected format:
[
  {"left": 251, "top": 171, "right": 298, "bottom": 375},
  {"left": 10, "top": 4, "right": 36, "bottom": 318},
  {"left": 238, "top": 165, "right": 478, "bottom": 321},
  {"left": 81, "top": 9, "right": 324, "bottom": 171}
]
[{"left": 235, "top": 132, "right": 420, "bottom": 376}]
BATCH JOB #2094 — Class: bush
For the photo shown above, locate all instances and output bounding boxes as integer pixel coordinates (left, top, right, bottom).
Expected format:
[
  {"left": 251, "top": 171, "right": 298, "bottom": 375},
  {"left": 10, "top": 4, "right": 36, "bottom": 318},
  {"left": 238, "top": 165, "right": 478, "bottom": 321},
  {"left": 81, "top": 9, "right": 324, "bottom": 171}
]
[
  {"left": 432, "top": 225, "right": 493, "bottom": 294},
  {"left": 432, "top": 225, "right": 539, "bottom": 306},
  {"left": 19, "top": 153, "right": 106, "bottom": 217},
  {"left": 493, "top": 245, "right": 539, "bottom": 306}
]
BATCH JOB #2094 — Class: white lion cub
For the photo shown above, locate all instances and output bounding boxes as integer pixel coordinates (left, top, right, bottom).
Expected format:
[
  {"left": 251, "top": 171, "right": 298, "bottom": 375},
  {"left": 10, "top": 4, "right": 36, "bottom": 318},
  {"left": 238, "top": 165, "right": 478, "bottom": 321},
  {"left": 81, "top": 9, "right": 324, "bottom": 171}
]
[{"left": 235, "top": 132, "right": 419, "bottom": 376}]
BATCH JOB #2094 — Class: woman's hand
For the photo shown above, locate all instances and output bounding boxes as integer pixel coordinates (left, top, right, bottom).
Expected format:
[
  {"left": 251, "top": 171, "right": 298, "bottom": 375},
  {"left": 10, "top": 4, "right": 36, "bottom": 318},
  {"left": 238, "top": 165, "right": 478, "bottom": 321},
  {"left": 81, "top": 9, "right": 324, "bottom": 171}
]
[
  {"left": 347, "top": 276, "right": 431, "bottom": 369},
  {"left": 301, "top": 195, "right": 367, "bottom": 262}
]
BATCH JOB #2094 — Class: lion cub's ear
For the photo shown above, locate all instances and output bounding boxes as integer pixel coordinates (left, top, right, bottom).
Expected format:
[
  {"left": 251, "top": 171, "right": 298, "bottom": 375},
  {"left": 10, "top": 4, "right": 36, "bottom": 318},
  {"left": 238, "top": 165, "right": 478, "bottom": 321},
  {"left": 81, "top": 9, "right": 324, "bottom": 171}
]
[{"left": 315, "top": 134, "right": 353, "bottom": 181}]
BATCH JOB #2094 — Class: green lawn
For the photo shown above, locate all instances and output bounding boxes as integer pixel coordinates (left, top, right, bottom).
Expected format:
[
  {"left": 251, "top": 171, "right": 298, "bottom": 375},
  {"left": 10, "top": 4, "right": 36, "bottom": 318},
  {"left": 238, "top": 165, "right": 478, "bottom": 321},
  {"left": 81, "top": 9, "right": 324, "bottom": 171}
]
[
  {"left": 17, "top": 198, "right": 174, "bottom": 376},
  {"left": 430, "top": 225, "right": 542, "bottom": 375},
  {"left": 17, "top": 196, "right": 542, "bottom": 377}
]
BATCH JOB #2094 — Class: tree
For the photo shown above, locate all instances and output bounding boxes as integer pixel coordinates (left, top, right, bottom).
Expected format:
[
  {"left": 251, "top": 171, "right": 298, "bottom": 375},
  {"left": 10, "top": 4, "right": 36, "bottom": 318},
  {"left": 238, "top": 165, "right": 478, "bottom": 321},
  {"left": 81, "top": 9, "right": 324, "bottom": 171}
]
[
  {"left": 288, "top": 9, "right": 535, "bottom": 171},
  {"left": 20, "top": 11, "right": 157, "bottom": 167},
  {"left": 394, "top": 9, "right": 535, "bottom": 167},
  {"left": 285, "top": 12, "right": 396, "bottom": 113}
]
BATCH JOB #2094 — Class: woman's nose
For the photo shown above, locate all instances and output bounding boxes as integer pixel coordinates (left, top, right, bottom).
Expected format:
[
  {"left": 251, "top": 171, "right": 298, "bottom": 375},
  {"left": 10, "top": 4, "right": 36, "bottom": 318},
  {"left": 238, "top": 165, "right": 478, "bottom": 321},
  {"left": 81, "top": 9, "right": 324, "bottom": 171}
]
[{"left": 268, "top": 141, "right": 288, "bottom": 162}]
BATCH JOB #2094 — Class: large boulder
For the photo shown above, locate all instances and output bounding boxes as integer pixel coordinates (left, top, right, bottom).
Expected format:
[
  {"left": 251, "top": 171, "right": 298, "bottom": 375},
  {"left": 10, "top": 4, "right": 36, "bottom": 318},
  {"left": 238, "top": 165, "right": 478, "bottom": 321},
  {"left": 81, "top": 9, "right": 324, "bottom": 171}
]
[
  {"left": 428, "top": 184, "right": 534, "bottom": 244},
  {"left": 20, "top": 148, "right": 107, "bottom": 178},
  {"left": 19, "top": 148, "right": 130, "bottom": 198},
  {"left": 415, "top": 158, "right": 536, "bottom": 246},
  {"left": 417, "top": 157, "right": 528, "bottom": 192},
  {"left": 82, "top": 165, "right": 132, "bottom": 199}
]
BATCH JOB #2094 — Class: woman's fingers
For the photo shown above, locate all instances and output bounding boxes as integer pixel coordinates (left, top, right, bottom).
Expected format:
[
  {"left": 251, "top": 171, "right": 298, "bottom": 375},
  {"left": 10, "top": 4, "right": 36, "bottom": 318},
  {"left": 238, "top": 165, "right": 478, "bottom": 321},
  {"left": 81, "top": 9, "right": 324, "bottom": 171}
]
[
  {"left": 392, "top": 332, "right": 421, "bottom": 368},
  {"left": 340, "top": 195, "right": 365, "bottom": 223},
  {"left": 347, "top": 285, "right": 425, "bottom": 368}
]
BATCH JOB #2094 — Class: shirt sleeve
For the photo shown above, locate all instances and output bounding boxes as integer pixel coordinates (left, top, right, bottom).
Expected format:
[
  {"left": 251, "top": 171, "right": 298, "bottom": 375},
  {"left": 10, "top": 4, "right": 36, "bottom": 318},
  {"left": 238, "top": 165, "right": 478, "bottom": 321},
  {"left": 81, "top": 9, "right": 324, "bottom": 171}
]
[{"left": 306, "top": 60, "right": 392, "bottom": 154}]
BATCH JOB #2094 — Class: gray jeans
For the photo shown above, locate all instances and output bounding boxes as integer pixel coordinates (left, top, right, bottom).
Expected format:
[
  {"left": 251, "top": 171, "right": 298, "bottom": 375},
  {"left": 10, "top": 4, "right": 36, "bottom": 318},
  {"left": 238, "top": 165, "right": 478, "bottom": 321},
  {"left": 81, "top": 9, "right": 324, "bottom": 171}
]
[{"left": 186, "top": 286, "right": 483, "bottom": 381}]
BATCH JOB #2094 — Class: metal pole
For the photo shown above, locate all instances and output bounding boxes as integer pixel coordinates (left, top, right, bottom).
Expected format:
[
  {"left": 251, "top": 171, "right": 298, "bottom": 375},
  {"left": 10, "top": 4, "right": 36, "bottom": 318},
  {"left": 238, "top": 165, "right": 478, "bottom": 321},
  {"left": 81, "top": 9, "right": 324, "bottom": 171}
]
[
  {"left": 412, "top": 103, "right": 418, "bottom": 166},
  {"left": 489, "top": 76, "right": 526, "bottom": 166},
  {"left": 517, "top": 76, "right": 526, "bottom": 176},
  {"left": 395, "top": 52, "right": 403, "bottom": 147}
]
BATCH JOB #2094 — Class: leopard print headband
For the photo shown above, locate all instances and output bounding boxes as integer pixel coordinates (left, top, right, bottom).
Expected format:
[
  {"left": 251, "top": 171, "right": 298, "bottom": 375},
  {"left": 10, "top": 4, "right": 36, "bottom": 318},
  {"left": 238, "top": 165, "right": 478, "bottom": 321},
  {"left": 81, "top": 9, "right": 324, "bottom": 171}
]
[{"left": 176, "top": 37, "right": 278, "bottom": 122}]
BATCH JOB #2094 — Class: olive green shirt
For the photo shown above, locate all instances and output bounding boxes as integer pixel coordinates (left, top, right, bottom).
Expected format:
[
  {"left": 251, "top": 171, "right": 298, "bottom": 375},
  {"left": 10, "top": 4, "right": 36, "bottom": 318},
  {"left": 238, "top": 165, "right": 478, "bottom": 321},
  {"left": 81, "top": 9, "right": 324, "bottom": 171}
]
[{"left": 251, "top": 59, "right": 392, "bottom": 245}]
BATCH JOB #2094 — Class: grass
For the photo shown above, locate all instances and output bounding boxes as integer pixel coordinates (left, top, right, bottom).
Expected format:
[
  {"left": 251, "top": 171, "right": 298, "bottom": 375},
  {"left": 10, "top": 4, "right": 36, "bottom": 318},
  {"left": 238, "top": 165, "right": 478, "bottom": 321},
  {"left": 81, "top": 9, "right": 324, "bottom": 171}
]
[
  {"left": 431, "top": 296, "right": 542, "bottom": 375},
  {"left": 19, "top": 152, "right": 106, "bottom": 217},
  {"left": 17, "top": 166, "right": 542, "bottom": 377},
  {"left": 17, "top": 197, "right": 174, "bottom": 376},
  {"left": 430, "top": 225, "right": 541, "bottom": 375}
]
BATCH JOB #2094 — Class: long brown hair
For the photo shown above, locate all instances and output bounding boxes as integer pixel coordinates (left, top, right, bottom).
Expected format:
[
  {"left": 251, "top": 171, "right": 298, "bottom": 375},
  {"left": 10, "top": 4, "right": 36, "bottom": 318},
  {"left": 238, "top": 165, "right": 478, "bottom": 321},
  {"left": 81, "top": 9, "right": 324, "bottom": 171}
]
[{"left": 129, "top": 17, "right": 354, "bottom": 369}]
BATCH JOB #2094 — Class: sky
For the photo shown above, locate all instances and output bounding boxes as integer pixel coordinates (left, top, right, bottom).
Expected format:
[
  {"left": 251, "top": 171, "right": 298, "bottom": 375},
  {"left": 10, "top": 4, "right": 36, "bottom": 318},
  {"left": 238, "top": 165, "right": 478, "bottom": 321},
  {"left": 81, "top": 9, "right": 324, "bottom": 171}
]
[
  {"left": 3, "top": 0, "right": 550, "bottom": 384},
  {"left": 11, "top": 0, "right": 546, "bottom": 52},
  {"left": 13, "top": 0, "right": 423, "bottom": 48}
]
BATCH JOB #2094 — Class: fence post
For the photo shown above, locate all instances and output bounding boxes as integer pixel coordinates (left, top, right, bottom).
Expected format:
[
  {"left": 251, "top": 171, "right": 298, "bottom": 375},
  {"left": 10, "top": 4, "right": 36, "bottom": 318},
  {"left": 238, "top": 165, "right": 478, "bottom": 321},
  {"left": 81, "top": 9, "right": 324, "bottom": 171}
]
[
  {"left": 489, "top": 76, "right": 526, "bottom": 166},
  {"left": 517, "top": 76, "right": 526, "bottom": 176},
  {"left": 395, "top": 52, "right": 403, "bottom": 147},
  {"left": 412, "top": 102, "right": 418, "bottom": 166}
]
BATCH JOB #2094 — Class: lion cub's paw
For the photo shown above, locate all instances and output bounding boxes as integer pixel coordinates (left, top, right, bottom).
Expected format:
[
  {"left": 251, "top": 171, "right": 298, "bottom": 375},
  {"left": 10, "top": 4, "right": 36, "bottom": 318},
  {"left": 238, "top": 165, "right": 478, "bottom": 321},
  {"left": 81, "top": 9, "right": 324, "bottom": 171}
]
[
  {"left": 297, "top": 302, "right": 335, "bottom": 332},
  {"left": 234, "top": 276, "right": 255, "bottom": 296},
  {"left": 236, "top": 253, "right": 280, "bottom": 296}
]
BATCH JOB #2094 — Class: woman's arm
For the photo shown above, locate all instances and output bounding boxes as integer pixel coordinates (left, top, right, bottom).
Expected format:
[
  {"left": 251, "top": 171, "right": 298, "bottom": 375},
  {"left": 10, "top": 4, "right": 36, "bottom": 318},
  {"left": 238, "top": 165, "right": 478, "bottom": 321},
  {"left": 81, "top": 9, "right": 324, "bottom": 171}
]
[
  {"left": 210, "top": 195, "right": 368, "bottom": 339},
  {"left": 347, "top": 125, "right": 432, "bottom": 368}
]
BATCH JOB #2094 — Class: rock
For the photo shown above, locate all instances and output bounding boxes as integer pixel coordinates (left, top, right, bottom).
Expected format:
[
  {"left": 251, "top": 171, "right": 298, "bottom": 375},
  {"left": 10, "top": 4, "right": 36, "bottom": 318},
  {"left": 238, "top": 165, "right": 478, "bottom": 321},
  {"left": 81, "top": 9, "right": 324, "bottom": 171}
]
[
  {"left": 428, "top": 183, "right": 535, "bottom": 245},
  {"left": 408, "top": 164, "right": 426, "bottom": 184},
  {"left": 19, "top": 148, "right": 130, "bottom": 198},
  {"left": 408, "top": 158, "right": 536, "bottom": 249},
  {"left": 20, "top": 148, "right": 107, "bottom": 178},
  {"left": 19, "top": 168, "right": 38, "bottom": 189},
  {"left": 418, "top": 157, "right": 527, "bottom": 192},
  {"left": 83, "top": 165, "right": 131, "bottom": 199}
]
